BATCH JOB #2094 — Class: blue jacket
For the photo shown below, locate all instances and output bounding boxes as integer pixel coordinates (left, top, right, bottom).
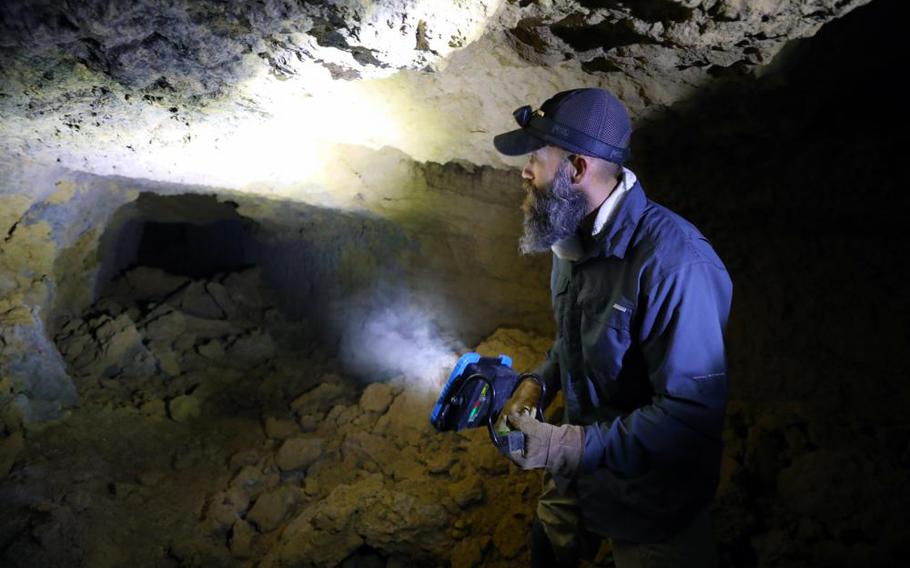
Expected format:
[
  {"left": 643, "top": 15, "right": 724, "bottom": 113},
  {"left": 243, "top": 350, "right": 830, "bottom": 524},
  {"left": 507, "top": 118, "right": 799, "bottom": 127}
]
[{"left": 534, "top": 175, "right": 733, "bottom": 542}]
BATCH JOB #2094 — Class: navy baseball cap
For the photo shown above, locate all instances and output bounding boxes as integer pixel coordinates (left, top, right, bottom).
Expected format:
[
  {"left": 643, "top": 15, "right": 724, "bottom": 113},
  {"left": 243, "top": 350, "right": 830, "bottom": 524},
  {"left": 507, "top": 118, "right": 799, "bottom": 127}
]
[{"left": 493, "top": 87, "right": 632, "bottom": 165}]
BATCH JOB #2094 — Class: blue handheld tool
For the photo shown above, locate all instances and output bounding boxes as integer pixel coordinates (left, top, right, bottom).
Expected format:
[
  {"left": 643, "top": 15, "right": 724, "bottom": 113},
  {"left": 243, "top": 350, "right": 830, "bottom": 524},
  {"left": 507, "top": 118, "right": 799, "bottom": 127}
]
[{"left": 429, "top": 352, "right": 546, "bottom": 455}]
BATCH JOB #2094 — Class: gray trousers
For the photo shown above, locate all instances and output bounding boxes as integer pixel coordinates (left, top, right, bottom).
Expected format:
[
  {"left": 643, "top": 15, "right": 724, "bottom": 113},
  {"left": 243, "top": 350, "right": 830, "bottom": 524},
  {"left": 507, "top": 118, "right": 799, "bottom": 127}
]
[{"left": 536, "top": 471, "right": 718, "bottom": 568}]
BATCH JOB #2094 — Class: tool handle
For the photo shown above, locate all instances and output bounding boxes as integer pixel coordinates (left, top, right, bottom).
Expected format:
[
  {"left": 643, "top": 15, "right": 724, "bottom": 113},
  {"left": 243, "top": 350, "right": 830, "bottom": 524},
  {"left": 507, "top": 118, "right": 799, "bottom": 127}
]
[{"left": 487, "top": 373, "right": 547, "bottom": 451}]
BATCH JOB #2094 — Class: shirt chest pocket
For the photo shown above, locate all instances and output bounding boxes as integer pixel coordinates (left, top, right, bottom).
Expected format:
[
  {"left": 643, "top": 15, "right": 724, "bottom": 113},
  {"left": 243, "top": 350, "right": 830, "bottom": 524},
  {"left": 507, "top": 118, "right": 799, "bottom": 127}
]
[{"left": 577, "top": 290, "right": 634, "bottom": 380}]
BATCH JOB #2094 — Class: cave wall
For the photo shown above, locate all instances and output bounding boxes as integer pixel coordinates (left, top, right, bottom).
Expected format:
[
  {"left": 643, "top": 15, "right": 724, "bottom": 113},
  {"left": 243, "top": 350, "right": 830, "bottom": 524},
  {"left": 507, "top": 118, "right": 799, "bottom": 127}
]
[
  {"left": 630, "top": 0, "right": 909, "bottom": 423},
  {"left": 0, "top": 0, "right": 870, "bottom": 183}
]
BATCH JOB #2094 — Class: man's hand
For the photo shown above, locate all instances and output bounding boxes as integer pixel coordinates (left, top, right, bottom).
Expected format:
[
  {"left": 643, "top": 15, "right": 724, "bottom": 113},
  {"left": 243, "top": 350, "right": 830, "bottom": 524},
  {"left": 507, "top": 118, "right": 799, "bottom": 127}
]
[
  {"left": 505, "top": 409, "right": 585, "bottom": 478},
  {"left": 494, "top": 378, "right": 542, "bottom": 434}
]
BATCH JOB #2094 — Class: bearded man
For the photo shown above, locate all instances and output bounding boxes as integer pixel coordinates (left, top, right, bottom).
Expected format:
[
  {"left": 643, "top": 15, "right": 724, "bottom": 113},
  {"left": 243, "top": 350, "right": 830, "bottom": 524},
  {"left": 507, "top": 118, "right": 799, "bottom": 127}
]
[{"left": 492, "top": 87, "right": 733, "bottom": 568}]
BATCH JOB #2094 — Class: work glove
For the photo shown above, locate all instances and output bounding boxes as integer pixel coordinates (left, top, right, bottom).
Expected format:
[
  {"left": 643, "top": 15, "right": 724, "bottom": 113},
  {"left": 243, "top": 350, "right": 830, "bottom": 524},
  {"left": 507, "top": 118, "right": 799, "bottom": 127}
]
[
  {"left": 505, "top": 409, "right": 585, "bottom": 478},
  {"left": 494, "top": 378, "right": 542, "bottom": 435}
]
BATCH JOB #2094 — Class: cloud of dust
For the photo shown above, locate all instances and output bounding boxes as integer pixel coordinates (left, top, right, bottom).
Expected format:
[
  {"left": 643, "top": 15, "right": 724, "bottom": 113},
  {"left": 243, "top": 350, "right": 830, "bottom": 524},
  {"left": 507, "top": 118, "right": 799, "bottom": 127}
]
[{"left": 337, "top": 296, "right": 464, "bottom": 392}]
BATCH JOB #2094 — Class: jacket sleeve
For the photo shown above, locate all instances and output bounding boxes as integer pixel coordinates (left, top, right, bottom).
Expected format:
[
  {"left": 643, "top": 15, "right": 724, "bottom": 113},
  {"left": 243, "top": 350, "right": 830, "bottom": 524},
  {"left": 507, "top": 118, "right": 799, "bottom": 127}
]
[
  {"left": 531, "top": 342, "right": 561, "bottom": 409},
  {"left": 578, "top": 260, "right": 733, "bottom": 477}
]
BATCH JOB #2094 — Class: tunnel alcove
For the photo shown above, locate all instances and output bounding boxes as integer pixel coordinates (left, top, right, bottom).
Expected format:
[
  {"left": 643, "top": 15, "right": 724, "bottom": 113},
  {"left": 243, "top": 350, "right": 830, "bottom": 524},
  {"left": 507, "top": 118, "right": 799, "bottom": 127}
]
[
  {"left": 94, "top": 193, "right": 258, "bottom": 298},
  {"left": 79, "top": 188, "right": 444, "bottom": 373}
]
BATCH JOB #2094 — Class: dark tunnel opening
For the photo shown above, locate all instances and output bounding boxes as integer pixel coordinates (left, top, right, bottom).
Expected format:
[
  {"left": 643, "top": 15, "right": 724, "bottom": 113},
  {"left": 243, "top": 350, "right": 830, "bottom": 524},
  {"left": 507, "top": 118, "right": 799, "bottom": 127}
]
[
  {"left": 134, "top": 219, "right": 255, "bottom": 279},
  {"left": 95, "top": 193, "right": 261, "bottom": 296}
]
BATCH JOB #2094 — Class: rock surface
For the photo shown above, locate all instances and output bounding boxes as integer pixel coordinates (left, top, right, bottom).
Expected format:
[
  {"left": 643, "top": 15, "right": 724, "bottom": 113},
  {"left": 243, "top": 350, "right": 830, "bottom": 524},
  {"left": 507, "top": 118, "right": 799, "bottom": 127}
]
[{"left": 0, "top": 0, "right": 869, "bottom": 184}]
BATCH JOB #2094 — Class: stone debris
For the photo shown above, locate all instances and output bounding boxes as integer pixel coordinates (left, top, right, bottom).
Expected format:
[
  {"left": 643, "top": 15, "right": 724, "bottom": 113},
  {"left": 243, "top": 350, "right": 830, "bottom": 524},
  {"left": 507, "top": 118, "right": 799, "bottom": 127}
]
[
  {"left": 138, "top": 398, "right": 166, "bottom": 418},
  {"left": 7, "top": 266, "right": 907, "bottom": 568},
  {"left": 52, "top": 266, "right": 280, "bottom": 410},
  {"left": 448, "top": 476, "right": 484, "bottom": 509},
  {"left": 291, "top": 380, "right": 356, "bottom": 417},
  {"left": 56, "top": 312, "right": 156, "bottom": 379},
  {"left": 451, "top": 536, "right": 489, "bottom": 568},
  {"left": 230, "top": 464, "right": 278, "bottom": 500},
  {"left": 175, "top": 281, "right": 226, "bottom": 320},
  {"left": 493, "top": 513, "right": 528, "bottom": 559},
  {"left": 107, "top": 266, "right": 190, "bottom": 304},
  {"left": 142, "top": 308, "right": 188, "bottom": 343},
  {"left": 196, "top": 339, "right": 225, "bottom": 361},
  {"left": 226, "top": 329, "right": 276, "bottom": 369}
]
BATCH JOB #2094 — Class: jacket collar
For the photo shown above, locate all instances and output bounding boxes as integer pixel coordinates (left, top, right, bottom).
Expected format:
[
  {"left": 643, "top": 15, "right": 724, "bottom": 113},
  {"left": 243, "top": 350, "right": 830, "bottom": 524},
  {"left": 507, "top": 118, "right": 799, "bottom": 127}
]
[{"left": 596, "top": 177, "right": 646, "bottom": 260}]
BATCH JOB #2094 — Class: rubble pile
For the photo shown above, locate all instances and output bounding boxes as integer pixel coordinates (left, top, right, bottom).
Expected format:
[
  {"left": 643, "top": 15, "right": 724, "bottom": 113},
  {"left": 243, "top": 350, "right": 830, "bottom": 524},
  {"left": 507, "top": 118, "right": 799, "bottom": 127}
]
[
  {"left": 1, "top": 267, "right": 553, "bottom": 567},
  {"left": 1, "top": 264, "right": 906, "bottom": 566},
  {"left": 56, "top": 266, "right": 279, "bottom": 380}
]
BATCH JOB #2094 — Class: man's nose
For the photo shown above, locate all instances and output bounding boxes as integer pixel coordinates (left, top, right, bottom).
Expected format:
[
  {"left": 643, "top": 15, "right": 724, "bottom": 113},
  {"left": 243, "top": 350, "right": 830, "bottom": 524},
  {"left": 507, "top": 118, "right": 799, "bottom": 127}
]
[{"left": 521, "top": 161, "right": 533, "bottom": 181}]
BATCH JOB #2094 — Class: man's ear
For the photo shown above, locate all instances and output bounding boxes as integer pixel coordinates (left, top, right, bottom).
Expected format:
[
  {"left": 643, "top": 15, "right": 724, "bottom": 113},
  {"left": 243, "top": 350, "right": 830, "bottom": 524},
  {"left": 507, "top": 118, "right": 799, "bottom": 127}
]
[{"left": 568, "top": 154, "right": 587, "bottom": 183}]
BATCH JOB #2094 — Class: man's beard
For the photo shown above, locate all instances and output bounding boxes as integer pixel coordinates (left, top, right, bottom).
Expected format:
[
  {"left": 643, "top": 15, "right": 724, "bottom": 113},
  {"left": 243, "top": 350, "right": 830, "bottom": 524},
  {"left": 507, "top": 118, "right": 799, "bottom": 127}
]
[{"left": 519, "top": 158, "right": 588, "bottom": 254}]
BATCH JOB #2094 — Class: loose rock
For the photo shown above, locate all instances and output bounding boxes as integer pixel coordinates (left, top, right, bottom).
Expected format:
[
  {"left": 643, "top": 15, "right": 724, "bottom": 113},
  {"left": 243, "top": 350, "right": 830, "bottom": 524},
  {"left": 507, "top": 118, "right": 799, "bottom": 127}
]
[
  {"left": 247, "top": 486, "right": 301, "bottom": 532},
  {"left": 276, "top": 437, "right": 325, "bottom": 472},
  {"left": 359, "top": 382, "right": 395, "bottom": 414},
  {"left": 168, "top": 394, "right": 201, "bottom": 422}
]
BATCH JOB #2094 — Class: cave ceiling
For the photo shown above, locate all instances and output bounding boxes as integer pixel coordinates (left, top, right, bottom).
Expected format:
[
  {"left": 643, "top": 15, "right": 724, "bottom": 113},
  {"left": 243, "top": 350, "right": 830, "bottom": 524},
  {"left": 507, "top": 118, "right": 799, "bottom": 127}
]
[{"left": 0, "top": 0, "right": 870, "bottom": 193}]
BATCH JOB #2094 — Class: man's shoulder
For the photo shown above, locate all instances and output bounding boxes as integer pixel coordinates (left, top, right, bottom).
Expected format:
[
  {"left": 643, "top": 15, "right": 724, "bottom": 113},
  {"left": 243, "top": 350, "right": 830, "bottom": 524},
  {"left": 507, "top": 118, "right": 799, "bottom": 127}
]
[{"left": 632, "top": 200, "right": 726, "bottom": 280}]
